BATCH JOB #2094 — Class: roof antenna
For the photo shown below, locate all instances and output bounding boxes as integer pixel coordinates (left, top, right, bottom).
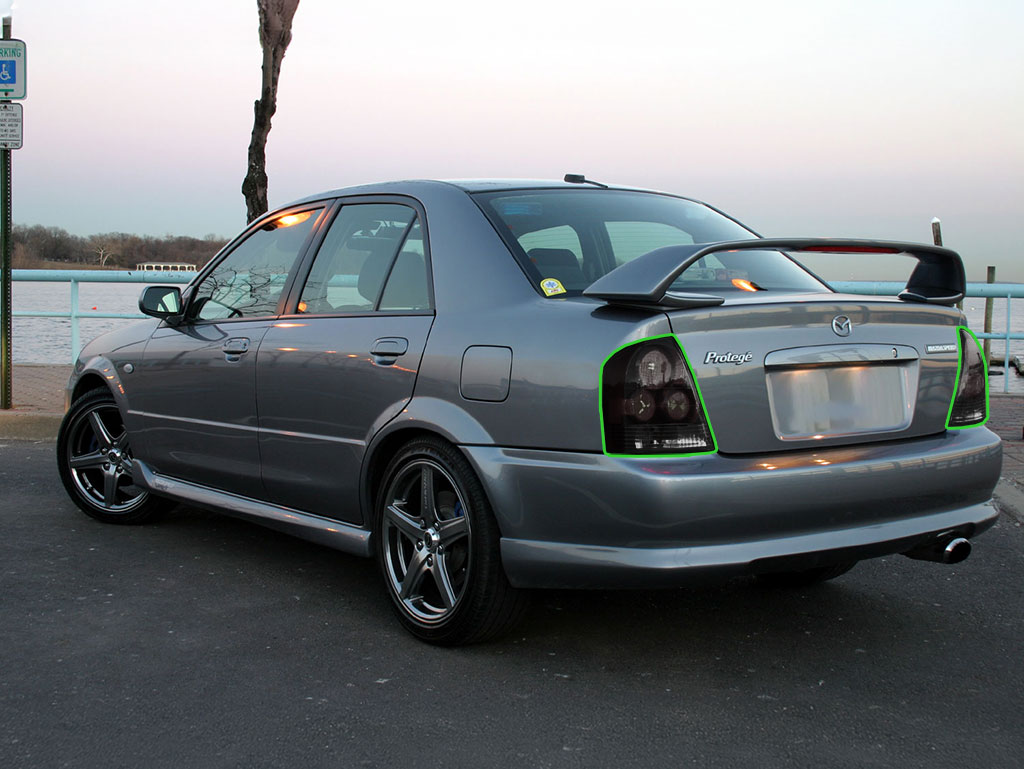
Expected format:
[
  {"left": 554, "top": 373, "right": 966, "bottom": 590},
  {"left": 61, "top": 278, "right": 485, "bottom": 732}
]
[{"left": 564, "top": 173, "right": 609, "bottom": 189}]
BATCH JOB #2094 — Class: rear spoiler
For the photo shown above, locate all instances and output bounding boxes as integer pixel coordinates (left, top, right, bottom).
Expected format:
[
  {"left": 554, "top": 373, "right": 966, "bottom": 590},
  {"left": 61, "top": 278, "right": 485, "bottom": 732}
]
[{"left": 582, "top": 238, "right": 966, "bottom": 309}]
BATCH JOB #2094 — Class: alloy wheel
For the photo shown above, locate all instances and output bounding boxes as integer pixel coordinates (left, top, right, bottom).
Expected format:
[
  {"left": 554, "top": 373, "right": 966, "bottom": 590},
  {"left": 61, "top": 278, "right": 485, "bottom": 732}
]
[
  {"left": 380, "top": 458, "right": 473, "bottom": 624},
  {"left": 63, "top": 399, "right": 149, "bottom": 514}
]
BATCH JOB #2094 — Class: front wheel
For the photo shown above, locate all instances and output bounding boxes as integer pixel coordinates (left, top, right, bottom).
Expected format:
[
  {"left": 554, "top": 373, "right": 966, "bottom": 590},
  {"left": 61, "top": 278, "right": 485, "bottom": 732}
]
[
  {"left": 375, "top": 437, "right": 528, "bottom": 645},
  {"left": 57, "top": 389, "right": 169, "bottom": 524}
]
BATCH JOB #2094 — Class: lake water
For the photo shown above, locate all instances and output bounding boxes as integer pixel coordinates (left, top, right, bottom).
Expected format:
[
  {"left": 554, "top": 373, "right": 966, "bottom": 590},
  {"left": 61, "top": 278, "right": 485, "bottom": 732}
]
[
  {"left": 13, "top": 281, "right": 148, "bottom": 365},
  {"left": 11, "top": 281, "right": 1024, "bottom": 392}
]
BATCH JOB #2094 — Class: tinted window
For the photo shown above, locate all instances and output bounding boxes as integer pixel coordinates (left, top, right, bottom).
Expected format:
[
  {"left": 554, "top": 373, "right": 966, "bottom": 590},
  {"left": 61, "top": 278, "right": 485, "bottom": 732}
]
[
  {"left": 477, "top": 189, "right": 826, "bottom": 295},
  {"left": 518, "top": 225, "right": 583, "bottom": 260},
  {"left": 606, "top": 221, "right": 693, "bottom": 265},
  {"left": 518, "top": 225, "right": 587, "bottom": 290},
  {"left": 667, "top": 250, "right": 828, "bottom": 293},
  {"left": 379, "top": 221, "right": 430, "bottom": 311},
  {"left": 191, "top": 209, "right": 320, "bottom": 320},
  {"left": 298, "top": 204, "right": 427, "bottom": 313}
]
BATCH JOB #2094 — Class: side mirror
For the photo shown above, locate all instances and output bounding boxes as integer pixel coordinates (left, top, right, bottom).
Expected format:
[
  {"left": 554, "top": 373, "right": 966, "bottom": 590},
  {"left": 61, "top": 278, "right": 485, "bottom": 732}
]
[{"left": 139, "top": 285, "right": 183, "bottom": 322}]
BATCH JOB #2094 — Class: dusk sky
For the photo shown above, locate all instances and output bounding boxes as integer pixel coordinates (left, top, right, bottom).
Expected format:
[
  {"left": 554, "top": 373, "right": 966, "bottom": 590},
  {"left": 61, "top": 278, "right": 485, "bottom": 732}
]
[{"left": 11, "top": 0, "right": 1024, "bottom": 281}]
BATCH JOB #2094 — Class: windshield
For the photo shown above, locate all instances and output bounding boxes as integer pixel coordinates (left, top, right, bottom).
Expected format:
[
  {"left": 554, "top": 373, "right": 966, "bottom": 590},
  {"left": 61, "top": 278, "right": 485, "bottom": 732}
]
[{"left": 475, "top": 189, "right": 828, "bottom": 296}]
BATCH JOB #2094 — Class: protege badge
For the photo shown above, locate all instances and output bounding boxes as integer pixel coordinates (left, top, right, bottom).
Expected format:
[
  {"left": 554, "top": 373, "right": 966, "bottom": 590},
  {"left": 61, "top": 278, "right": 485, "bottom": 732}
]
[{"left": 704, "top": 351, "right": 753, "bottom": 365}]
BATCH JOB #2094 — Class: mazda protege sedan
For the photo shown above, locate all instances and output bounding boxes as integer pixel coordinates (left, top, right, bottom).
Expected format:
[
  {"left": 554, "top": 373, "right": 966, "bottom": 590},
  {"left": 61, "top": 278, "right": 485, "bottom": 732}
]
[{"left": 57, "top": 177, "right": 1001, "bottom": 645}]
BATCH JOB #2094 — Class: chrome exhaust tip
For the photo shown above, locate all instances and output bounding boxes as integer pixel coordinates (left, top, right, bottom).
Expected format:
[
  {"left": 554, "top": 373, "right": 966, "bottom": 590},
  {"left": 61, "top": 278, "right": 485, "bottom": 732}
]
[
  {"left": 942, "top": 537, "right": 971, "bottom": 564},
  {"left": 902, "top": 535, "right": 972, "bottom": 564}
]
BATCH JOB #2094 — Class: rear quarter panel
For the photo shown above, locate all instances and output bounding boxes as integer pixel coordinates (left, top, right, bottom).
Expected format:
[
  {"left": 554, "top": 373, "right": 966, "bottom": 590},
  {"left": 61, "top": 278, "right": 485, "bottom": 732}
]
[{"left": 385, "top": 184, "right": 672, "bottom": 452}]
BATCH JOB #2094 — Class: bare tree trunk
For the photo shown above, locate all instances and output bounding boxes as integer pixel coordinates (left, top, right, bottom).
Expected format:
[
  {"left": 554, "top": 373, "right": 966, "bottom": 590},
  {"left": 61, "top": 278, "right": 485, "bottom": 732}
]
[{"left": 241, "top": 0, "right": 301, "bottom": 224}]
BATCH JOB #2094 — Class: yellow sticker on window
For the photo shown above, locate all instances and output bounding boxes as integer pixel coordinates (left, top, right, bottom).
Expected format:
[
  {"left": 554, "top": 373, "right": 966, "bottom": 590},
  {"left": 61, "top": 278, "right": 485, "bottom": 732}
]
[{"left": 540, "top": 278, "right": 566, "bottom": 297}]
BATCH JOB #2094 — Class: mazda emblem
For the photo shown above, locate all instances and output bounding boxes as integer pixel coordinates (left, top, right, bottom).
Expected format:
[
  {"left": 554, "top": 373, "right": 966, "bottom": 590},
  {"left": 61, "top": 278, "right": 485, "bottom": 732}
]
[{"left": 832, "top": 315, "right": 852, "bottom": 336}]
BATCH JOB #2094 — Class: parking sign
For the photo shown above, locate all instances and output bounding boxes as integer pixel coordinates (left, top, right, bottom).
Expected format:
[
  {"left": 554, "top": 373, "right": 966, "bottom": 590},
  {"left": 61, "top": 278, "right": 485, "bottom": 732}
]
[
  {"left": 0, "top": 103, "right": 21, "bottom": 148},
  {"left": 0, "top": 40, "right": 25, "bottom": 99}
]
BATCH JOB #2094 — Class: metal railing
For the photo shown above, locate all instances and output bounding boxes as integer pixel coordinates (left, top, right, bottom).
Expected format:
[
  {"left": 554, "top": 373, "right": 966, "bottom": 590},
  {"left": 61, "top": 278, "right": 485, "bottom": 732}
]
[
  {"left": 12, "top": 269, "right": 193, "bottom": 361},
  {"left": 832, "top": 281, "right": 1024, "bottom": 392},
  {"left": 9, "top": 269, "right": 1024, "bottom": 391}
]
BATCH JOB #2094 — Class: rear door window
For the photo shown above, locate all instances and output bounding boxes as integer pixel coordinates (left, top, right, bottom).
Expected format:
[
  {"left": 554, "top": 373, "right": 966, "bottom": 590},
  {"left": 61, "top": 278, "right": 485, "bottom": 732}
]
[
  {"left": 378, "top": 221, "right": 431, "bottom": 311},
  {"left": 297, "top": 203, "right": 429, "bottom": 313}
]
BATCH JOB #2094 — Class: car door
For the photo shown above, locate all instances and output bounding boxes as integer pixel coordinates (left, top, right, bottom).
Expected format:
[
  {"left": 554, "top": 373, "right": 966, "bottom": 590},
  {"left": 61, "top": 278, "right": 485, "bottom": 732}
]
[
  {"left": 256, "top": 200, "right": 434, "bottom": 524},
  {"left": 130, "top": 206, "right": 326, "bottom": 496}
]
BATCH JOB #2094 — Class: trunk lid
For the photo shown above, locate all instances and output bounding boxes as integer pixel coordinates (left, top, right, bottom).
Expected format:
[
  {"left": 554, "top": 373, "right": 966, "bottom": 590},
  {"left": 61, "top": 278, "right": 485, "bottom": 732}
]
[{"left": 669, "top": 294, "right": 964, "bottom": 454}]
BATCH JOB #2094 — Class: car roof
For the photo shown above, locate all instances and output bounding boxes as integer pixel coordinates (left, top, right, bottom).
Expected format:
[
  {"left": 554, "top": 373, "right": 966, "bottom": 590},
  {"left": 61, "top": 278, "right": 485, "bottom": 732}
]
[
  {"left": 284, "top": 179, "right": 705, "bottom": 208},
  {"left": 442, "top": 179, "right": 644, "bottom": 192}
]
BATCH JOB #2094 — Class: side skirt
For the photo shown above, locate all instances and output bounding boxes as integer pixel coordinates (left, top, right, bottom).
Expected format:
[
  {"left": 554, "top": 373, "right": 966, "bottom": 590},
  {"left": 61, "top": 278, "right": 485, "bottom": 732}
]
[{"left": 133, "top": 460, "right": 372, "bottom": 558}]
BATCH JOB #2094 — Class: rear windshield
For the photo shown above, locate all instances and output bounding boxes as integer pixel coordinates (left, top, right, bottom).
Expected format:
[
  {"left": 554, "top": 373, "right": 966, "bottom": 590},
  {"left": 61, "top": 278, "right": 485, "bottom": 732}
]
[{"left": 474, "top": 189, "right": 828, "bottom": 296}]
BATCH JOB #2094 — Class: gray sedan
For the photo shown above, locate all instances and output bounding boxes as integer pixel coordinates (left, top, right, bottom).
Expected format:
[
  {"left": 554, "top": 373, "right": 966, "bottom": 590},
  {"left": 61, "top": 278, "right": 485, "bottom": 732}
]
[{"left": 56, "top": 177, "right": 1001, "bottom": 645}]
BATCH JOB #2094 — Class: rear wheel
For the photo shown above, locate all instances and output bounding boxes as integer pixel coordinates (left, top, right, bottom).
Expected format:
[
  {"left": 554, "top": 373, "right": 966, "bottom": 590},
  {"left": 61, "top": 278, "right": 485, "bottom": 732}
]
[
  {"left": 375, "top": 437, "right": 528, "bottom": 645},
  {"left": 756, "top": 561, "right": 857, "bottom": 588},
  {"left": 57, "top": 389, "right": 169, "bottom": 524}
]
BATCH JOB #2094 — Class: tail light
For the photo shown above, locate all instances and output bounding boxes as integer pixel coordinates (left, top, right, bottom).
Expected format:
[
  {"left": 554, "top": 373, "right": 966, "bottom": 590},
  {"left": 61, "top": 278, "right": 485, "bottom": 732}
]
[
  {"left": 601, "top": 335, "right": 717, "bottom": 456},
  {"left": 946, "top": 326, "right": 988, "bottom": 429}
]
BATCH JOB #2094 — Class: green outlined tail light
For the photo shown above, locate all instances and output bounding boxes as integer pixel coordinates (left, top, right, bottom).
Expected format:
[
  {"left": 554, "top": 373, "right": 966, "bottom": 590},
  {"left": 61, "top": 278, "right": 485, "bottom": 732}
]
[
  {"left": 601, "top": 335, "right": 717, "bottom": 456},
  {"left": 946, "top": 326, "right": 989, "bottom": 429}
]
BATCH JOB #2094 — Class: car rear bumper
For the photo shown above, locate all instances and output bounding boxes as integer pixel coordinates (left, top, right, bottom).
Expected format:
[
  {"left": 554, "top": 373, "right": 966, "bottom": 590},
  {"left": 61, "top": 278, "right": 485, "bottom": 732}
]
[
  {"left": 461, "top": 427, "right": 1002, "bottom": 588},
  {"left": 498, "top": 502, "right": 998, "bottom": 588}
]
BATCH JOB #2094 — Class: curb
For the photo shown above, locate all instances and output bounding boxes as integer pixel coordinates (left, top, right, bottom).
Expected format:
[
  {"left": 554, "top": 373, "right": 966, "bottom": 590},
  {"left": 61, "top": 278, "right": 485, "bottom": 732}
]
[
  {"left": 0, "top": 412, "right": 63, "bottom": 441},
  {"left": 993, "top": 478, "right": 1024, "bottom": 526}
]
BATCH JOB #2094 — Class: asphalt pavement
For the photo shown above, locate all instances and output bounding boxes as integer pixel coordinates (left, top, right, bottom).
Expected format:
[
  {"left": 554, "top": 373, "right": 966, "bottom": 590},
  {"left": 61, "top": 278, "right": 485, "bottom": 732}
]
[{"left": 2, "top": 440, "right": 1023, "bottom": 768}]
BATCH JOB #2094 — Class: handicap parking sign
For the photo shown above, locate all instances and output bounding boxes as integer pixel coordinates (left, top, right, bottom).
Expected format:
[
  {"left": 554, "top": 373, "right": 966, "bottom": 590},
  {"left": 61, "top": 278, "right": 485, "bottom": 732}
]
[
  {"left": 0, "top": 40, "right": 26, "bottom": 98},
  {"left": 0, "top": 60, "right": 16, "bottom": 85}
]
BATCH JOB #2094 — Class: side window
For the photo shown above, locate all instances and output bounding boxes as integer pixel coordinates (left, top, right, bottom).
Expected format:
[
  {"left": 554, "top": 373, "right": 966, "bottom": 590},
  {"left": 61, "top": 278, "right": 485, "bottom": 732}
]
[
  {"left": 191, "top": 209, "right": 320, "bottom": 321},
  {"left": 605, "top": 221, "right": 694, "bottom": 266},
  {"left": 298, "top": 203, "right": 426, "bottom": 314},
  {"left": 379, "top": 220, "right": 430, "bottom": 311}
]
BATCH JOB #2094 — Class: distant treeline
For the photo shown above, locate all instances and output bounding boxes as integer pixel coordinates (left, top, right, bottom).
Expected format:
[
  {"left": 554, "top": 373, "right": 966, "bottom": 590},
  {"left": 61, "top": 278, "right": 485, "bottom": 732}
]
[{"left": 12, "top": 224, "right": 229, "bottom": 271}]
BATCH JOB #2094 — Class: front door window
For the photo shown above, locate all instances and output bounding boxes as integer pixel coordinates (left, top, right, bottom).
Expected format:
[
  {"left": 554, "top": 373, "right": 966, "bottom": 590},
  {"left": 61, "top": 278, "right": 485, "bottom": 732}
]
[{"left": 191, "top": 209, "right": 320, "bottom": 321}]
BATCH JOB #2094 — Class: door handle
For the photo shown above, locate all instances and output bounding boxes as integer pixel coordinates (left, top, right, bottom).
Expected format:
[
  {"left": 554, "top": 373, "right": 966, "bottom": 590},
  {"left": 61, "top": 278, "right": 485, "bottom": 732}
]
[
  {"left": 222, "top": 338, "right": 251, "bottom": 359},
  {"left": 371, "top": 337, "right": 409, "bottom": 356},
  {"left": 370, "top": 337, "right": 409, "bottom": 365}
]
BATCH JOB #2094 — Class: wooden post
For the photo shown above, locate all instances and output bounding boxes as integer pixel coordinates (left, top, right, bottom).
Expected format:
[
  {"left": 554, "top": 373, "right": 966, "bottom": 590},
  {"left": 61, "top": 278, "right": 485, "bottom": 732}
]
[{"left": 983, "top": 266, "right": 995, "bottom": 364}]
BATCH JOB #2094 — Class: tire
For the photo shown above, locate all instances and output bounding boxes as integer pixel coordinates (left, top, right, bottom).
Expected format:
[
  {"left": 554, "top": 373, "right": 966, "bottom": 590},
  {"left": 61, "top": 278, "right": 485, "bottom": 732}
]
[
  {"left": 755, "top": 561, "right": 857, "bottom": 588},
  {"left": 375, "top": 437, "right": 529, "bottom": 645},
  {"left": 57, "top": 389, "right": 169, "bottom": 524}
]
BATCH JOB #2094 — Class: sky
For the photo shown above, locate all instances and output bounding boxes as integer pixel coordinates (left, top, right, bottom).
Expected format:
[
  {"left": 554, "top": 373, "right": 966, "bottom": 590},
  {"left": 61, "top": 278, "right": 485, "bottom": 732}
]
[{"left": 9, "top": 0, "right": 1024, "bottom": 282}]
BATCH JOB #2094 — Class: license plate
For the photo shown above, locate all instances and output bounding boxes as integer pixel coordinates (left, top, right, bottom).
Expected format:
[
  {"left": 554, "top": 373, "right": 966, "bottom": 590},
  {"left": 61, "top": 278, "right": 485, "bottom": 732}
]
[{"left": 766, "top": 363, "right": 915, "bottom": 440}]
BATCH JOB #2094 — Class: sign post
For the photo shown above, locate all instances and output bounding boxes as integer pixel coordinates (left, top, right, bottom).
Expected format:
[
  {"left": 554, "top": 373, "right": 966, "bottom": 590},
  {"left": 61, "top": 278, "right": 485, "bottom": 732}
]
[{"left": 0, "top": 19, "right": 21, "bottom": 409}]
